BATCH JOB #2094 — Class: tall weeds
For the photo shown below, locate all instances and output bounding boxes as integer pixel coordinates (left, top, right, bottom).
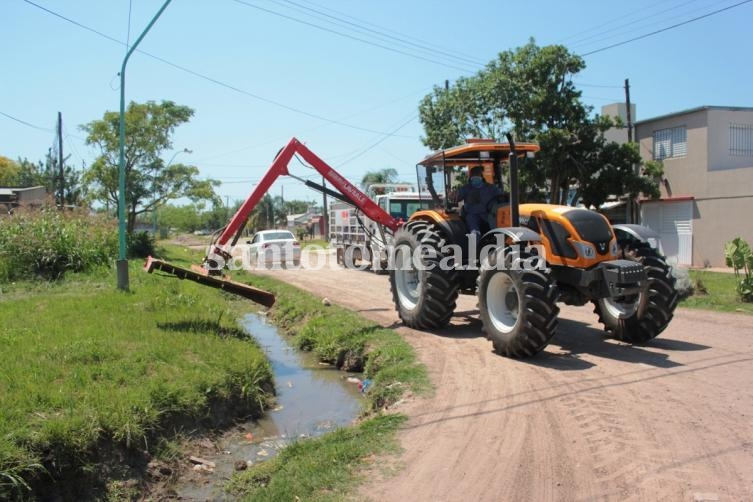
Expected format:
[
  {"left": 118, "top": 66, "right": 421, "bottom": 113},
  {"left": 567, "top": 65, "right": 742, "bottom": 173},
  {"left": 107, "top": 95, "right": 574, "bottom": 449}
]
[{"left": 0, "top": 207, "right": 117, "bottom": 281}]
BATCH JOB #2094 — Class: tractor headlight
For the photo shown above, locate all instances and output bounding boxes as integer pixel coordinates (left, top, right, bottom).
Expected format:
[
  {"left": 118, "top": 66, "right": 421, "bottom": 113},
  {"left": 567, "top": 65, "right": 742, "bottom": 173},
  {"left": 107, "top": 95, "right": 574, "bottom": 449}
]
[{"left": 572, "top": 241, "right": 596, "bottom": 259}]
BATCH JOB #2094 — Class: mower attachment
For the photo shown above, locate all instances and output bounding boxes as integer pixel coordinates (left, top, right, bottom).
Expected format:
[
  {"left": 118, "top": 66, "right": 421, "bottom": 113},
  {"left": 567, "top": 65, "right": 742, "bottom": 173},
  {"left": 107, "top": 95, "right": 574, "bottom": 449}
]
[{"left": 144, "top": 256, "right": 275, "bottom": 307}]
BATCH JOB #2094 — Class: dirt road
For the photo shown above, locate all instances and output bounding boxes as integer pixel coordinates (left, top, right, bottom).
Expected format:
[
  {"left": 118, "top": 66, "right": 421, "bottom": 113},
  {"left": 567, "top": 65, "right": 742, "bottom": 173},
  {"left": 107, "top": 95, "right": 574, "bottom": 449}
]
[{"left": 255, "top": 249, "right": 753, "bottom": 501}]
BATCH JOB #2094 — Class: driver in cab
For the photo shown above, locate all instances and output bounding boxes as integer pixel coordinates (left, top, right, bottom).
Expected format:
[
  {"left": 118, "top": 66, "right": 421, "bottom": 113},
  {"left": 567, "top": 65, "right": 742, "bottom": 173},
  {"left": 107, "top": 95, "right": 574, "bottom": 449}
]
[{"left": 456, "top": 165, "right": 502, "bottom": 241}]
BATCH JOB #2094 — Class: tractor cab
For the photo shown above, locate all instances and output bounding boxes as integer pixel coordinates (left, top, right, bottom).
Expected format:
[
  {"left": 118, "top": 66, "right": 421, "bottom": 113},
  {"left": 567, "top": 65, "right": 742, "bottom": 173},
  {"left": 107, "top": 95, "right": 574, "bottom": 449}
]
[
  {"left": 412, "top": 139, "right": 540, "bottom": 261},
  {"left": 416, "top": 139, "right": 539, "bottom": 222}
]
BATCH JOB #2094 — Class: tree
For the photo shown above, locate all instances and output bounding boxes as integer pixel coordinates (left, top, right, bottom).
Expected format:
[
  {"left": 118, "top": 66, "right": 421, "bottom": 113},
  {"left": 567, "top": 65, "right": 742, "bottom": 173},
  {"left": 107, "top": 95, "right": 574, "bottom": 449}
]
[
  {"left": 81, "top": 100, "right": 218, "bottom": 233},
  {"left": 248, "top": 194, "right": 278, "bottom": 231},
  {"left": 0, "top": 156, "right": 19, "bottom": 185},
  {"left": 157, "top": 203, "right": 203, "bottom": 232},
  {"left": 282, "top": 199, "right": 309, "bottom": 215},
  {"left": 1, "top": 154, "right": 84, "bottom": 206},
  {"left": 361, "top": 168, "right": 398, "bottom": 192},
  {"left": 245, "top": 196, "right": 312, "bottom": 231},
  {"left": 418, "top": 39, "right": 659, "bottom": 206}
]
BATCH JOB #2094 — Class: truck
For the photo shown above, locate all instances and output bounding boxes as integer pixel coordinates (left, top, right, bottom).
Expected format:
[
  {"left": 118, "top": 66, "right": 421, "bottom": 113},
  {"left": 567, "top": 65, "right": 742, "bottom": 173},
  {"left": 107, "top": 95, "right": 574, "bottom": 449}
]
[{"left": 329, "top": 184, "right": 432, "bottom": 271}]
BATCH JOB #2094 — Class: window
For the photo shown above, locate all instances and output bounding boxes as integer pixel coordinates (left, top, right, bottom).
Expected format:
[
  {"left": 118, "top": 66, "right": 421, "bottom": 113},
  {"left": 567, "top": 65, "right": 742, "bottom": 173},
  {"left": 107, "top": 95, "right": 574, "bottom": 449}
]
[
  {"left": 730, "top": 123, "right": 753, "bottom": 157},
  {"left": 388, "top": 200, "right": 432, "bottom": 220},
  {"left": 653, "top": 126, "right": 687, "bottom": 160},
  {"left": 261, "top": 231, "right": 295, "bottom": 241}
]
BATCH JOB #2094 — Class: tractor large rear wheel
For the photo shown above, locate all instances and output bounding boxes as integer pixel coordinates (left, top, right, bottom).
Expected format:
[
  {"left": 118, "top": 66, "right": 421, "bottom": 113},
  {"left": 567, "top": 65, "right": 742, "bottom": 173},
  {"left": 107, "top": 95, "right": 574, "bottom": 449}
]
[
  {"left": 389, "top": 220, "right": 459, "bottom": 329},
  {"left": 594, "top": 243, "right": 678, "bottom": 343},
  {"left": 478, "top": 248, "right": 559, "bottom": 357}
]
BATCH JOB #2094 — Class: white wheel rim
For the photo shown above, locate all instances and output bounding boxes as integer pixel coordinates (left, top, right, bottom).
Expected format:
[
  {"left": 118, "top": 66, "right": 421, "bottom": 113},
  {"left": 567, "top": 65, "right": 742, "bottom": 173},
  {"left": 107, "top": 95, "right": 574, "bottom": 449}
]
[
  {"left": 395, "top": 246, "right": 420, "bottom": 311},
  {"left": 486, "top": 272, "right": 519, "bottom": 333},
  {"left": 601, "top": 295, "right": 640, "bottom": 319}
]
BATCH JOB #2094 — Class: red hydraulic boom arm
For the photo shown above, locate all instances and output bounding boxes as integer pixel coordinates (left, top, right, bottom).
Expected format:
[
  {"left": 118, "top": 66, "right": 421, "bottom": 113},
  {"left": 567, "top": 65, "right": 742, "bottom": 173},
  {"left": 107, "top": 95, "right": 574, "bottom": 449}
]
[
  {"left": 145, "top": 137, "right": 400, "bottom": 306},
  {"left": 204, "top": 137, "right": 400, "bottom": 272}
]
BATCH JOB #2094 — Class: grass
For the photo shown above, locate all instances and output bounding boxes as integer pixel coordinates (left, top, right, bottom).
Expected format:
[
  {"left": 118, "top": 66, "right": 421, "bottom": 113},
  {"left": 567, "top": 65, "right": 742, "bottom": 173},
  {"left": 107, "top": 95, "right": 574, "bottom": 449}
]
[
  {"left": 680, "top": 270, "right": 753, "bottom": 315},
  {"left": 227, "top": 414, "right": 407, "bottom": 502},
  {"left": 0, "top": 254, "right": 274, "bottom": 500},
  {"left": 299, "top": 238, "right": 330, "bottom": 249}
]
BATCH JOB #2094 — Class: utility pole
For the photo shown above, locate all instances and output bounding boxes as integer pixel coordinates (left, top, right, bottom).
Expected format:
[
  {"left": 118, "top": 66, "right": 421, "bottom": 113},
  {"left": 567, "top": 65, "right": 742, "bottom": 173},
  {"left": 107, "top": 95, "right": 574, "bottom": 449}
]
[
  {"left": 625, "top": 78, "right": 637, "bottom": 223},
  {"left": 57, "top": 112, "right": 64, "bottom": 209},
  {"left": 321, "top": 176, "right": 328, "bottom": 238},
  {"left": 116, "top": 0, "right": 173, "bottom": 291},
  {"left": 625, "top": 78, "right": 633, "bottom": 143}
]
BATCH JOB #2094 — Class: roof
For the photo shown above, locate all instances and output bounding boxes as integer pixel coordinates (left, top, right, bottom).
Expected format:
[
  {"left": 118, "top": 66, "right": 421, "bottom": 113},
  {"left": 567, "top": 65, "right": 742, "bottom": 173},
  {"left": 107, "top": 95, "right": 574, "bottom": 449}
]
[
  {"left": 418, "top": 141, "right": 540, "bottom": 167},
  {"left": 635, "top": 106, "right": 753, "bottom": 125},
  {"left": 0, "top": 185, "right": 46, "bottom": 195},
  {"left": 256, "top": 229, "right": 295, "bottom": 235},
  {"left": 640, "top": 195, "right": 695, "bottom": 203}
]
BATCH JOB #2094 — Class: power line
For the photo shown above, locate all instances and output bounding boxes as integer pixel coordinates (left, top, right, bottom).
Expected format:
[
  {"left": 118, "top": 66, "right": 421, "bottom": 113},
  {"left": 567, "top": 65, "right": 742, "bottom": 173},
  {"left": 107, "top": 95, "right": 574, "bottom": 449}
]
[
  {"left": 572, "top": 81, "right": 625, "bottom": 89},
  {"left": 581, "top": 0, "right": 752, "bottom": 56},
  {"left": 268, "top": 0, "right": 486, "bottom": 67},
  {"left": 567, "top": 0, "right": 701, "bottom": 49},
  {"left": 581, "top": 94, "right": 625, "bottom": 102},
  {"left": 573, "top": 0, "right": 741, "bottom": 53},
  {"left": 230, "top": 0, "right": 477, "bottom": 73},
  {"left": 20, "top": 0, "right": 419, "bottom": 139},
  {"left": 337, "top": 113, "right": 418, "bottom": 167},
  {"left": 125, "top": 0, "right": 133, "bottom": 52},
  {"left": 195, "top": 85, "right": 429, "bottom": 162},
  {"left": 294, "top": 0, "right": 484, "bottom": 65},
  {"left": 0, "top": 110, "right": 55, "bottom": 132}
]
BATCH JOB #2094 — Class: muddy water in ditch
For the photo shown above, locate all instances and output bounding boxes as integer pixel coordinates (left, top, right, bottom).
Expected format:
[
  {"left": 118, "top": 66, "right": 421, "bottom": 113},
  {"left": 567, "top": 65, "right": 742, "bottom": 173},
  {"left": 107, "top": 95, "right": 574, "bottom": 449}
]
[{"left": 174, "top": 313, "right": 363, "bottom": 501}]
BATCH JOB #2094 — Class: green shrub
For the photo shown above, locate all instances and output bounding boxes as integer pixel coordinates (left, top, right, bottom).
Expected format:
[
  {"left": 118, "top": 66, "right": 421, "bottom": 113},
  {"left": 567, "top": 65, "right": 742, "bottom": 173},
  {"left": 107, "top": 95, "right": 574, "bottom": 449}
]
[
  {"left": 724, "top": 237, "right": 753, "bottom": 302},
  {"left": 0, "top": 207, "right": 117, "bottom": 282},
  {"left": 127, "top": 230, "right": 155, "bottom": 258}
]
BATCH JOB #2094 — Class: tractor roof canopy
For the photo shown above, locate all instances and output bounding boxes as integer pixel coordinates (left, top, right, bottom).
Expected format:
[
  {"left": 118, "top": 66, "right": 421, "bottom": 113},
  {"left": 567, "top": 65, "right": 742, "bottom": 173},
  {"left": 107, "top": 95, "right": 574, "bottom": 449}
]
[{"left": 418, "top": 139, "right": 540, "bottom": 168}]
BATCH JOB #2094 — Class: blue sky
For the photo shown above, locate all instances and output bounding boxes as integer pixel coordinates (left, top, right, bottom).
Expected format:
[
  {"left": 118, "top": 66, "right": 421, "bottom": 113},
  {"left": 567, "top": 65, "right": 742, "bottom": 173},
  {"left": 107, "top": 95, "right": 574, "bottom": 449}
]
[{"left": 3, "top": 0, "right": 752, "bottom": 205}]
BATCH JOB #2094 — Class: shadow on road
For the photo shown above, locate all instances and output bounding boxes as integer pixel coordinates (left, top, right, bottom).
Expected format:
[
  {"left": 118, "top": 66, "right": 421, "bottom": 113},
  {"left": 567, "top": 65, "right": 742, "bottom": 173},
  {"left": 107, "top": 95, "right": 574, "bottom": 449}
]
[
  {"left": 386, "top": 306, "right": 712, "bottom": 366},
  {"left": 648, "top": 338, "right": 710, "bottom": 351},
  {"left": 433, "top": 316, "right": 486, "bottom": 340},
  {"left": 544, "top": 318, "right": 711, "bottom": 369}
]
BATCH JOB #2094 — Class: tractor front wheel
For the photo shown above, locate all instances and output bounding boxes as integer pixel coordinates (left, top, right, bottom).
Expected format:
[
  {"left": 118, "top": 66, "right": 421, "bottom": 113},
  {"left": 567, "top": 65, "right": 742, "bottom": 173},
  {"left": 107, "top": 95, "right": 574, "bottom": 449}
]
[
  {"left": 478, "top": 248, "right": 559, "bottom": 357},
  {"left": 594, "top": 243, "right": 678, "bottom": 343},
  {"left": 389, "top": 220, "right": 459, "bottom": 329}
]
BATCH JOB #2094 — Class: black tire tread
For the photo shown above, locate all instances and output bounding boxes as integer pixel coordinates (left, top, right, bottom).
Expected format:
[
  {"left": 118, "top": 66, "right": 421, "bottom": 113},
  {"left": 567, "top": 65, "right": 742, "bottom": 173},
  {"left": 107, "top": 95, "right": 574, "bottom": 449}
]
[
  {"left": 389, "top": 220, "right": 459, "bottom": 329},
  {"left": 478, "top": 250, "right": 560, "bottom": 357},
  {"left": 594, "top": 243, "right": 678, "bottom": 343}
]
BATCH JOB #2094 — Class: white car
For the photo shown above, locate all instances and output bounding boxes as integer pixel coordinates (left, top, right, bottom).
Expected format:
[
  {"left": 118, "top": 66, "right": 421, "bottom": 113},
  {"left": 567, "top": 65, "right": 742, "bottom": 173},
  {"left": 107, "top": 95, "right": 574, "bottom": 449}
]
[{"left": 246, "top": 229, "right": 301, "bottom": 268}]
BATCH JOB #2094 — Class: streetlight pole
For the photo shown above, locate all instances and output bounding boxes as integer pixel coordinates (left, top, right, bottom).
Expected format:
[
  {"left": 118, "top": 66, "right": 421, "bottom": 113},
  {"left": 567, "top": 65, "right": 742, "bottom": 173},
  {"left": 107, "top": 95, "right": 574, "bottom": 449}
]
[
  {"left": 152, "top": 148, "right": 192, "bottom": 235},
  {"left": 117, "top": 0, "right": 173, "bottom": 291}
]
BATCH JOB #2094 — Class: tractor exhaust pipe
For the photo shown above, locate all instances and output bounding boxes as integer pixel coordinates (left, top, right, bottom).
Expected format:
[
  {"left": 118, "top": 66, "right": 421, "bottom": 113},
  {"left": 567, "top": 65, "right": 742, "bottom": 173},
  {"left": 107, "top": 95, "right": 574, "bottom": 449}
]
[{"left": 506, "top": 133, "right": 520, "bottom": 228}]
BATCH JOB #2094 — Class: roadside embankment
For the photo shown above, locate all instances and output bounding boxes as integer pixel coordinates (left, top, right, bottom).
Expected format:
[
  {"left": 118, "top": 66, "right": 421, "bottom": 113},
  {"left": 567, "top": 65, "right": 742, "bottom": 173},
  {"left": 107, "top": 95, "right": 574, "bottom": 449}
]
[{"left": 0, "top": 258, "right": 273, "bottom": 500}]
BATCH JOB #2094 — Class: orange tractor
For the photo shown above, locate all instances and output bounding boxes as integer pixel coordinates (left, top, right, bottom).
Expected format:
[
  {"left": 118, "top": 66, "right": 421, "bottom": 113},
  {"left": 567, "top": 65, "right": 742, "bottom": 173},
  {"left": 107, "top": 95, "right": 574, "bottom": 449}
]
[{"left": 389, "top": 137, "right": 678, "bottom": 357}]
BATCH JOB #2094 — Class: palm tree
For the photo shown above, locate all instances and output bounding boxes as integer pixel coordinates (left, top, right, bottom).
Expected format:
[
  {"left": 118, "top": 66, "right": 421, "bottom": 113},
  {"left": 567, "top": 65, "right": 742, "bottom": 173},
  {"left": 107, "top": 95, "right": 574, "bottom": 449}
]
[{"left": 361, "top": 168, "right": 398, "bottom": 194}]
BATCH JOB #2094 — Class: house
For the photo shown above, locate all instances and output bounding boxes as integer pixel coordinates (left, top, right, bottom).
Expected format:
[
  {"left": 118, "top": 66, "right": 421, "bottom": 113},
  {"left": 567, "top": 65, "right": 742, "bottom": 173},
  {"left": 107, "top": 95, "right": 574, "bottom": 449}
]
[
  {"left": 634, "top": 106, "right": 753, "bottom": 267},
  {"left": 0, "top": 186, "right": 47, "bottom": 214},
  {"left": 286, "top": 206, "right": 325, "bottom": 238}
]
